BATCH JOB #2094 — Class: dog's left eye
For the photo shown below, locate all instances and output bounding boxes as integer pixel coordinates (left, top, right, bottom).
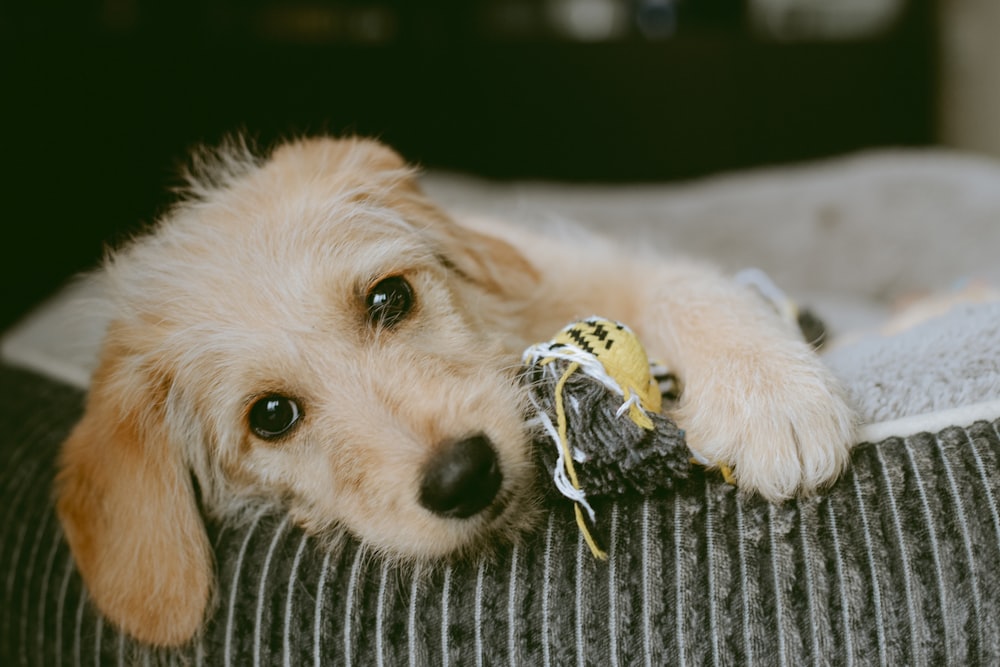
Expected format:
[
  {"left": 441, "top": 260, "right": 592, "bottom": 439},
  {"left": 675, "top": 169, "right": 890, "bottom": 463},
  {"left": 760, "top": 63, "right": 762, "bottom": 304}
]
[
  {"left": 249, "top": 395, "right": 302, "bottom": 440},
  {"left": 365, "top": 275, "right": 414, "bottom": 328}
]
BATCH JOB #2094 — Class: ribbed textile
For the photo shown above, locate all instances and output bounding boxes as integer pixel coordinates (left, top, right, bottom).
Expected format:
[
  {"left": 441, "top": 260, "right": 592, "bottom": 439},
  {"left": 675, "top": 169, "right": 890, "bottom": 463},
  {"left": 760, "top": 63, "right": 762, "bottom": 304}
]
[{"left": 2, "top": 363, "right": 1000, "bottom": 665}]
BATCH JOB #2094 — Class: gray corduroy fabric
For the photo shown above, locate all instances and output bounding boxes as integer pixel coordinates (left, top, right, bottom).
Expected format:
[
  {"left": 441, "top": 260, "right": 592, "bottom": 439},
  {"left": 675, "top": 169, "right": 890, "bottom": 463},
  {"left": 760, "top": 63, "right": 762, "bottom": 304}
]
[{"left": 3, "top": 364, "right": 1000, "bottom": 665}]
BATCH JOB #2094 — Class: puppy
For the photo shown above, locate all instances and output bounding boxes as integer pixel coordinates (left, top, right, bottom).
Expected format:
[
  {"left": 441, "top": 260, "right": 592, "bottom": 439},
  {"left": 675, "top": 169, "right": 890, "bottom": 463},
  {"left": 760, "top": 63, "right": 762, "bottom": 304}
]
[{"left": 55, "top": 136, "right": 856, "bottom": 646}]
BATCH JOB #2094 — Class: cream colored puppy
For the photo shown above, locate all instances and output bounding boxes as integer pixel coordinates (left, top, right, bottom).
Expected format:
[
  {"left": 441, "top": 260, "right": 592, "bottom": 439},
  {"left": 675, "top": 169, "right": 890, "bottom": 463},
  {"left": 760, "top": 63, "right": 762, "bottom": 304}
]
[{"left": 56, "top": 136, "right": 856, "bottom": 646}]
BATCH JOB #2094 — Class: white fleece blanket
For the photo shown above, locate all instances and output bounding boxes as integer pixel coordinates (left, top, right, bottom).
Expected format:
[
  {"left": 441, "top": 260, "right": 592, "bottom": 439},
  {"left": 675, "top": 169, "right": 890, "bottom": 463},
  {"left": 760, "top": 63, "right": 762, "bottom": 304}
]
[{"left": 827, "top": 301, "right": 1000, "bottom": 440}]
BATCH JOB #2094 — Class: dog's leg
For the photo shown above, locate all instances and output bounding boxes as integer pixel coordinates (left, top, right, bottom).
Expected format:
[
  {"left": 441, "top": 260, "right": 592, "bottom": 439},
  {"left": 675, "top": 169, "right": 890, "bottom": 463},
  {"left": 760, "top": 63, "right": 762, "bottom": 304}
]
[
  {"left": 627, "top": 259, "right": 857, "bottom": 501},
  {"left": 461, "top": 218, "right": 856, "bottom": 501}
]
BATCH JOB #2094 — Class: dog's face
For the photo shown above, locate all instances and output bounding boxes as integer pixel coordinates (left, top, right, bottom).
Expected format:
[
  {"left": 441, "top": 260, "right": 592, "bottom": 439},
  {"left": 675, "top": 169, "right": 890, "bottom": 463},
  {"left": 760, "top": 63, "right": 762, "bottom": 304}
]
[{"left": 55, "top": 137, "right": 542, "bottom": 645}]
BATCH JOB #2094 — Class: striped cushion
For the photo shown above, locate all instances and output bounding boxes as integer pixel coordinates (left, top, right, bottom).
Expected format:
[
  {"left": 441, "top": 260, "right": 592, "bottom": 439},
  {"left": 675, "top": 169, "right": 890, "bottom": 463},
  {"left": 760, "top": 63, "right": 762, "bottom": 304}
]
[{"left": 2, "top": 363, "right": 1000, "bottom": 665}]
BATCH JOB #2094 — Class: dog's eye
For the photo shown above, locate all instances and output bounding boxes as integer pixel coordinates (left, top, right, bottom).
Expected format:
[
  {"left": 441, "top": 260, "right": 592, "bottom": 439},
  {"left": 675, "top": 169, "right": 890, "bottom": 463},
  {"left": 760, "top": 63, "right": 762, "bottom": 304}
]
[
  {"left": 249, "top": 395, "right": 301, "bottom": 440},
  {"left": 365, "top": 276, "right": 414, "bottom": 328}
]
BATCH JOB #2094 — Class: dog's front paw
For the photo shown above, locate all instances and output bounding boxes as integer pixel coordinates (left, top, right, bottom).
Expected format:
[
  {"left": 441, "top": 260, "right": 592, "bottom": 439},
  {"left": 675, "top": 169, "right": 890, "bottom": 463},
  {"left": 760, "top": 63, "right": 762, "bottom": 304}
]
[{"left": 677, "top": 345, "right": 857, "bottom": 502}]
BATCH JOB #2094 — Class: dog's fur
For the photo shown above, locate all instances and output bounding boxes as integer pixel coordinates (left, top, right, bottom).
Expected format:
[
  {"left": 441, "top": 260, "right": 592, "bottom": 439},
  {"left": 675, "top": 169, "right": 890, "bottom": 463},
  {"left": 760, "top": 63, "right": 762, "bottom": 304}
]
[{"left": 55, "top": 136, "right": 856, "bottom": 646}]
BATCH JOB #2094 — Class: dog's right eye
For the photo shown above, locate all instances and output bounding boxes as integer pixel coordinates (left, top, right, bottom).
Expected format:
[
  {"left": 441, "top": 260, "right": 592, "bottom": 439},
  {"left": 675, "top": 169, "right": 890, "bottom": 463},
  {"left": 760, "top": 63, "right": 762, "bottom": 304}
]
[
  {"left": 365, "top": 275, "right": 414, "bottom": 328},
  {"left": 249, "top": 395, "right": 302, "bottom": 440}
]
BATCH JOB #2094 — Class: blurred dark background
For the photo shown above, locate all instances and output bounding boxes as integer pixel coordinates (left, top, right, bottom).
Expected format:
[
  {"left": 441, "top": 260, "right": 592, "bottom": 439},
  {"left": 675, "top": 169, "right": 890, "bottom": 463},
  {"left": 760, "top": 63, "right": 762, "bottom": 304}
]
[{"left": 2, "top": 0, "right": 937, "bottom": 331}]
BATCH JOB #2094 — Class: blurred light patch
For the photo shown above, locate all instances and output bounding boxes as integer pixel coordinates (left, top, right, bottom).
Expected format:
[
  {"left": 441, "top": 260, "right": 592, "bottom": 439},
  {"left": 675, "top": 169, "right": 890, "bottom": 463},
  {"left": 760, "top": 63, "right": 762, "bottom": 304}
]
[
  {"left": 252, "top": 4, "right": 397, "bottom": 44},
  {"left": 546, "top": 0, "right": 629, "bottom": 41},
  {"left": 749, "top": 0, "right": 906, "bottom": 41},
  {"left": 635, "top": 0, "right": 678, "bottom": 40}
]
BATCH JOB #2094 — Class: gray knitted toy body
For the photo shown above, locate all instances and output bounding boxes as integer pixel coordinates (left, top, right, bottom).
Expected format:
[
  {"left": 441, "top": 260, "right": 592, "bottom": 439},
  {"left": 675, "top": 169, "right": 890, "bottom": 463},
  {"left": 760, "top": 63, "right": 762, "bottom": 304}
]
[
  {"left": 526, "top": 354, "right": 692, "bottom": 498},
  {"left": 522, "top": 317, "right": 708, "bottom": 558}
]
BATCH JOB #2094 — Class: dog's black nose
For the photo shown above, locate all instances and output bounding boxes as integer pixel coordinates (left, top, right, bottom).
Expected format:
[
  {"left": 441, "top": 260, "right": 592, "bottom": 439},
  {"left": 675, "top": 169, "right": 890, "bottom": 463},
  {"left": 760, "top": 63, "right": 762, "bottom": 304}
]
[{"left": 419, "top": 434, "right": 502, "bottom": 519}]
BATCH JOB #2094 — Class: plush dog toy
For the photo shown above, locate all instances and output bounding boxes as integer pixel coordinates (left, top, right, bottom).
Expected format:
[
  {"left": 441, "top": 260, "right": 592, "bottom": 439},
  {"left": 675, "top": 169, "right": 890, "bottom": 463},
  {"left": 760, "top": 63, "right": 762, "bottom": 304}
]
[
  {"left": 523, "top": 274, "right": 821, "bottom": 559},
  {"left": 523, "top": 317, "right": 722, "bottom": 559}
]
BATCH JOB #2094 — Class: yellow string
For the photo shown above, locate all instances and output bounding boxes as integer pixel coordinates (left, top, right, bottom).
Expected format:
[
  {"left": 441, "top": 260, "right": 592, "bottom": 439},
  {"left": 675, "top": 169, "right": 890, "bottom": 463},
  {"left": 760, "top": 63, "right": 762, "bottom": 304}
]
[
  {"left": 554, "top": 362, "right": 582, "bottom": 488},
  {"left": 719, "top": 464, "right": 737, "bottom": 485},
  {"left": 554, "top": 361, "right": 608, "bottom": 560},
  {"left": 688, "top": 457, "right": 737, "bottom": 485},
  {"left": 575, "top": 505, "right": 607, "bottom": 561}
]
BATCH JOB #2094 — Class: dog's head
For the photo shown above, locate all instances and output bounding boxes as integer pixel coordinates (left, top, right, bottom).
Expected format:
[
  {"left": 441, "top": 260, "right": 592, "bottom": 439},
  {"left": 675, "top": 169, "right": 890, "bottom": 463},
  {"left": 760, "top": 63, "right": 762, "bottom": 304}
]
[{"left": 55, "top": 137, "right": 542, "bottom": 645}]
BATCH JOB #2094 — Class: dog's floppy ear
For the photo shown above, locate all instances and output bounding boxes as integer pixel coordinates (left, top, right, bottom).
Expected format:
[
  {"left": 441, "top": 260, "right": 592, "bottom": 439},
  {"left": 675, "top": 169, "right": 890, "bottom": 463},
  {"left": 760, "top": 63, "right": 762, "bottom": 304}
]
[
  {"left": 56, "top": 337, "right": 212, "bottom": 647},
  {"left": 434, "top": 220, "right": 541, "bottom": 300}
]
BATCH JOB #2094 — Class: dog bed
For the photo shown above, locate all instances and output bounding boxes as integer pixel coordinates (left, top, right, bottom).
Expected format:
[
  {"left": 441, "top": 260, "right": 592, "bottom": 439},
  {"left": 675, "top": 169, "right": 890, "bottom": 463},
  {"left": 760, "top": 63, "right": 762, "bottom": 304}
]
[{"left": 2, "top": 150, "right": 1000, "bottom": 664}]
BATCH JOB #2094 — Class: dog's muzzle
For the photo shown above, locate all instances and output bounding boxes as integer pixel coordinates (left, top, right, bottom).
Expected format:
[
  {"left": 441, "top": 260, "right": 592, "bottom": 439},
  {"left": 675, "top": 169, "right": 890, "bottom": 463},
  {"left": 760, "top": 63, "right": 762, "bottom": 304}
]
[{"left": 419, "top": 434, "right": 503, "bottom": 519}]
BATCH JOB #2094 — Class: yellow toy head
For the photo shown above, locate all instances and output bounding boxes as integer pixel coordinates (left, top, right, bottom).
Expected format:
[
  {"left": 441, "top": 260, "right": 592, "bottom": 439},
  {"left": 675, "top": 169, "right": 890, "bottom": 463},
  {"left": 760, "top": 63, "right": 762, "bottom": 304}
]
[{"left": 548, "top": 317, "right": 662, "bottom": 428}]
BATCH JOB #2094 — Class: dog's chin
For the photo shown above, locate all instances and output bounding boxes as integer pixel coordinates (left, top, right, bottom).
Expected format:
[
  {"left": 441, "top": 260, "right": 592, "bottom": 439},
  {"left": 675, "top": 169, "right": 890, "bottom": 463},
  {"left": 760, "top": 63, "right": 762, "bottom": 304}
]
[
  {"left": 285, "top": 428, "right": 542, "bottom": 561},
  {"left": 481, "top": 470, "right": 543, "bottom": 532},
  {"left": 433, "top": 488, "right": 544, "bottom": 563},
  {"left": 371, "top": 474, "right": 543, "bottom": 564},
  {"left": 469, "top": 447, "right": 545, "bottom": 548}
]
